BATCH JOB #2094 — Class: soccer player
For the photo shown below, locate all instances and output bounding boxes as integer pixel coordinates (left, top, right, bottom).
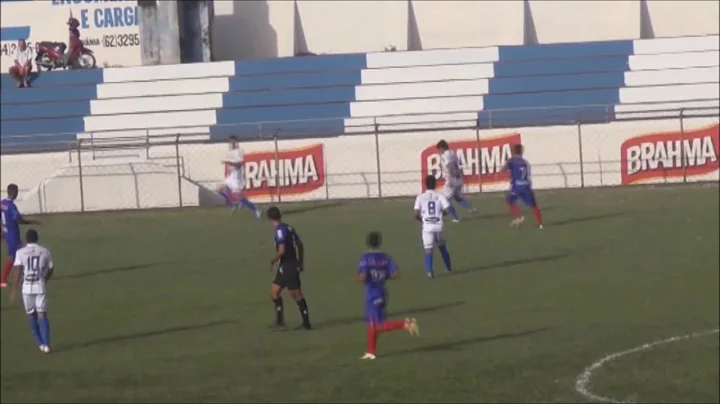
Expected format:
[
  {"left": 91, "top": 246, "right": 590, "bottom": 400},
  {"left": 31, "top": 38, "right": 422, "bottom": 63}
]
[
  {"left": 267, "top": 206, "right": 311, "bottom": 330},
  {"left": 357, "top": 231, "right": 419, "bottom": 360},
  {"left": 1, "top": 184, "right": 40, "bottom": 288},
  {"left": 414, "top": 175, "right": 453, "bottom": 279},
  {"left": 219, "top": 136, "right": 261, "bottom": 218},
  {"left": 9, "top": 229, "right": 54, "bottom": 354},
  {"left": 436, "top": 140, "right": 473, "bottom": 222},
  {"left": 502, "top": 144, "right": 544, "bottom": 229}
]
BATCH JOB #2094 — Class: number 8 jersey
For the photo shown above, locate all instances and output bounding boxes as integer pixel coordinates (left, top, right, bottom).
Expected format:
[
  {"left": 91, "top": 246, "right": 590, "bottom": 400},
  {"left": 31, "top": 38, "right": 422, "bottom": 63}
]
[
  {"left": 413, "top": 190, "right": 451, "bottom": 233},
  {"left": 13, "top": 243, "right": 54, "bottom": 295}
]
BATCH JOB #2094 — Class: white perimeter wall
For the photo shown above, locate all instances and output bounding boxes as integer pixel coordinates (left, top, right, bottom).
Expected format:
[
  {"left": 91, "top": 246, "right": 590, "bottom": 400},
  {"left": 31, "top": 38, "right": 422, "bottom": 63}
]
[
  {"left": 3, "top": 0, "right": 719, "bottom": 69},
  {"left": 2, "top": 118, "right": 718, "bottom": 214}
]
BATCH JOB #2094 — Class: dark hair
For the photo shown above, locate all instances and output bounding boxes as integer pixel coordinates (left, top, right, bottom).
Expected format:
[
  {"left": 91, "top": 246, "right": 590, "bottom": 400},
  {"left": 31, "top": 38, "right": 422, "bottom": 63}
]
[
  {"left": 366, "top": 231, "right": 382, "bottom": 249},
  {"left": 436, "top": 140, "right": 449, "bottom": 150},
  {"left": 425, "top": 175, "right": 437, "bottom": 190},
  {"left": 513, "top": 144, "right": 524, "bottom": 155},
  {"left": 25, "top": 229, "right": 38, "bottom": 243},
  {"left": 228, "top": 136, "right": 239, "bottom": 142},
  {"left": 7, "top": 183, "right": 18, "bottom": 196},
  {"left": 267, "top": 206, "right": 282, "bottom": 221}
]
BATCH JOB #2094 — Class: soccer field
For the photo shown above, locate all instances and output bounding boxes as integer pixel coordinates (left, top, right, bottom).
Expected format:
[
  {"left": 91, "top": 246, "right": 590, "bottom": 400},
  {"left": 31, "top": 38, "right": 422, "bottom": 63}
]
[{"left": 1, "top": 185, "right": 718, "bottom": 403}]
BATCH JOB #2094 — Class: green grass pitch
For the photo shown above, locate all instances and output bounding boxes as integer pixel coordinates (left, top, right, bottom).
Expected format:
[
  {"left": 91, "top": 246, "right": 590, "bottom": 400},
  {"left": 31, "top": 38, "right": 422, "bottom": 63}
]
[{"left": 1, "top": 186, "right": 718, "bottom": 403}]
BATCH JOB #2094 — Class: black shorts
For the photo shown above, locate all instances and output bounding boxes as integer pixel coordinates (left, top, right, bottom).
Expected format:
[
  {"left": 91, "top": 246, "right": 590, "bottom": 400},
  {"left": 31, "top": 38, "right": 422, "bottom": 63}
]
[{"left": 273, "top": 263, "right": 301, "bottom": 290}]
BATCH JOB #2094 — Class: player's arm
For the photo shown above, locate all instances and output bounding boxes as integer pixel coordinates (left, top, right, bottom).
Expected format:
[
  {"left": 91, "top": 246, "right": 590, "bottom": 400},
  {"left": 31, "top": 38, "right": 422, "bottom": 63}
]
[
  {"left": 440, "top": 195, "right": 452, "bottom": 216},
  {"left": 270, "top": 243, "right": 285, "bottom": 267},
  {"left": 9, "top": 254, "right": 23, "bottom": 302},
  {"left": 356, "top": 259, "right": 368, "bottom": 282},
  {"left": 14, "top": 207, "right": 40, "bottom": 225},
  {"left": 45, "top": 254, "right": 55, "bottom": 281},
  {"left": 413, "top": 197, "right": 422, "bottom": 222},
  {"left": 388, "top": 257, "right": 399, "bottom": 280},
  {"left": 295, "top": 236, "right": 305, "bottom": 272}
]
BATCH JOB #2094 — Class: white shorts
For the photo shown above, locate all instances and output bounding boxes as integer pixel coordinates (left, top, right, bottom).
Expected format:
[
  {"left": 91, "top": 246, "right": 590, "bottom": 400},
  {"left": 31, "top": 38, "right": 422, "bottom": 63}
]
[
  {"left": 224, "top": 176, "right": 245, "bottom": 193},
  {"left": 443, "top": 182, "right": 463, "bottom": 200},
  {"left": 422, "top": 230, "right": 445, "bottom": 250},
  {"left": 23, "top": 293, "right": 47, "bottom": 314}
]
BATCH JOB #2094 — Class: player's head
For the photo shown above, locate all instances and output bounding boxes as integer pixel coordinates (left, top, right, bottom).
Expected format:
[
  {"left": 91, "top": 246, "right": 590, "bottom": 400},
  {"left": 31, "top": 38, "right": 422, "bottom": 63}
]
[
  {"left": 228, "top": 136, "right": 238, "bottom": 149},
  {"left": 267, "top": 206, "right": 282, "bottom": 222},
  {"left": 436, "top": 140, "right": 449, "bottom": 152},
  {"left": 7, "top": 183, "right": 19, "bottom": 200},
  {"left": 425, "top": 175, "right": 437, "bottom": 190},
  {"left": 513, "top": 144, "right": 524, "bottom": 156},
  {"left": 366, "top": 231, "right": 382, "bottom": 249},
  {"left": 25, "top": 229, "right": 39, "bottom": 244}
]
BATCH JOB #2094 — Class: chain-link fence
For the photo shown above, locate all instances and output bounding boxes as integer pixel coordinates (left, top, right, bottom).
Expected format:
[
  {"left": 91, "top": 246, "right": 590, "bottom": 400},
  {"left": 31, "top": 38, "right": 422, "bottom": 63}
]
[{"left": 1, "top": 107, "right": 718, "bottom": 214}]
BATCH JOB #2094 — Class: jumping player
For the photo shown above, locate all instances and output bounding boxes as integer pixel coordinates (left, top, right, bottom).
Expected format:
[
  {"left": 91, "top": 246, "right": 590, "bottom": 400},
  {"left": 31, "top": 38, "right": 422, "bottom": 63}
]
[
  {"left": 219, "top": 136, "right": 261, "bottom": 218},
  {"left": 1, "top": 184, "right": 40, "bottom": 288},
  {"left": 436, "top": 140, "right": 473, "bottom": 222},
  {"left": 9, "top": 229, "right": 54, "bottom": 354},
  {"left": 414, "top": 175, "right": 453, "bottom": 279},
  {"left": 268, "top": 206, "right": 311, "bottom": 330},
  {"left": 502, "top": 144, "right": 544, "bottom": 229},
  {"left": 357, "top": 231, "right": 419, "bottom": 360}
]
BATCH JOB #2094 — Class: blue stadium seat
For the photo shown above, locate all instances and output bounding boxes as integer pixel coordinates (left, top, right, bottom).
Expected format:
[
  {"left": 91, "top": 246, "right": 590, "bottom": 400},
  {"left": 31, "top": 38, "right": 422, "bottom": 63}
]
[{"left": 2, "top": 100, "right": 90, "bottom": 120}]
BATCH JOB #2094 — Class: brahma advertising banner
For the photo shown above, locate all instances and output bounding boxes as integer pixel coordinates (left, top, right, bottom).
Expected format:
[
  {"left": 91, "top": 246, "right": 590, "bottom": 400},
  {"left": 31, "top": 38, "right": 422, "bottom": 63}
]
[
  {"left": 1, "top": 0, "right": 141, "bottom": 70},
  {"left": 1, "top": 119, "right": 718, "bottom": 213}
]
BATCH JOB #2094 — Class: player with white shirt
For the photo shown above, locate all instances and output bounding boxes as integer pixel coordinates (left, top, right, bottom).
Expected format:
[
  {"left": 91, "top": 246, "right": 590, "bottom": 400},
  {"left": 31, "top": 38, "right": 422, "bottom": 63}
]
[
  {"left": 9, "top": 229, "right": 54, "bottom": 354},
  {"left": 219, "top": 136, "right": 261, "bottom": 218},
  {"left": 414, "top": 175, "right": 454, "bottom": 279},
  {"left": 436, "top": 140, "right": 474, "bottom": 222}
]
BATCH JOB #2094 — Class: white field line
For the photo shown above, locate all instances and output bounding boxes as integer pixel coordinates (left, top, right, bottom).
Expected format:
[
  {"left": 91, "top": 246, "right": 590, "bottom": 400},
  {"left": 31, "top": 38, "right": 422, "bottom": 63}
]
[{"left": 574, "top": 329, "right": 720, "bottom": 403}]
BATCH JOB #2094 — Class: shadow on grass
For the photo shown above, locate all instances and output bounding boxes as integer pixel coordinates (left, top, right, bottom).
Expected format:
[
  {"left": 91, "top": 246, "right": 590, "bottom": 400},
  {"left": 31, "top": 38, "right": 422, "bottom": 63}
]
[
  {"left": 314, "top": 301, "right": 465, "bottom": 330},
  {"left": 451, "top": 253, "right": 572, "bottom": 276},
  {"left": 552, "top": 211, "right": 629, "bottom": 227},
  {"left": 385, "top": 327, "right": 552, "bottom": 357},
  {"left": 465, "top": 206, "right": 556, "bottom": 222},
  {"left": 56, "top": 319, "right": 231, "bottom": 353},
  {"left": 282, "top": 202, "right": 344, "bottom": 216},
  {"left": 55, "top": 261, "right": 176, "bottom": 281}
]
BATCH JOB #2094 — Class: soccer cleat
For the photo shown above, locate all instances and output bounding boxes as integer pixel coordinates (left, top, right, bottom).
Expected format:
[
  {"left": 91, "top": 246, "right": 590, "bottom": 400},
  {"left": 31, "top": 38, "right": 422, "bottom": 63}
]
[
  {"left": 254, "top": 208, "right": 262, "bottom": 219},
  {"left": 426, "top": 272, "right": 434, "bottom": 280},
  {"left": 452, "top": 218, "right": 460, "bottom": 223},
  {"left": 539, "top": 224, "right": 544, "bottom": 230},
  {"left": 360, "top": 353, "right": 377, "bottom": 360},
  {"left": 39, "top": 345, "right": 51, "bottom": 354},
  {"left": 510, "top": 216, "right": 525, "bottom": 227},
  {"left": 0, "top": 282, "right": 7, "bottom": 288},
  {"left": 295, "top": 323, "right": 312, "bottom": 331},
  {"left": 405, "top": 318, "right": 419, "bottom": 336}
]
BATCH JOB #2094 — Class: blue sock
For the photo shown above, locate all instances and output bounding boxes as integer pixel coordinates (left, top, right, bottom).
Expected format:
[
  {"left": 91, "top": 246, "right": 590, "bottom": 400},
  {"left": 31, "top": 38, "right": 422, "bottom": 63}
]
[
  {"left": 448, "top": 204, "right": 459, "bottom": 220},
  {"left": 238, "top": 198, "right": 257, "bottom": 211},
  {"left": 219, "top": 191, "right": 230, "bottom": 205},
  {"left": 438, "top": 244, "right": 452, "bottom": 272},
  {"left": 39, "top": 316, "right": 50, "bottom": 347},
  {"left": 456, "top": 198, "right": 472, "bottom": 211},
  {"left": 28, "top": 314, "right": 43, "bottom": 346},
  {"left": 424, "top": 252, "right": 434, "bottom": 275}
]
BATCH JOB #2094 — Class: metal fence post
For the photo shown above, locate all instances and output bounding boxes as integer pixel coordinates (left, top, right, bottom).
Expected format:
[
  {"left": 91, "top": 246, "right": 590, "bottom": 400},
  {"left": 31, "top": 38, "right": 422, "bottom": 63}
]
[
  {"left": 374, "top": 117, "right": 382, "bottom": 198},
  {"left": 175, "top": 134, "right": 183, "bottom": 207},
  {"left": 77, "top": 139, "right": 85, "bottom": 212},
  {"left": 474, "top": 118, "right": 483, "bottom": 193},
  {"left": 273, "top": 131, "right": 281, "bottom": 203},
  {"left": 577, "top": 123, "right": 585, "bottom": 188}
]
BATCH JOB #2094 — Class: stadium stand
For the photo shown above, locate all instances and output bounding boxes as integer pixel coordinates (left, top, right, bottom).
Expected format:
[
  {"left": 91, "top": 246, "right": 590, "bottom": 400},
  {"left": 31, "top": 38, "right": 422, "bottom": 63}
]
[{"left": 1, "top": 35, "right": 718, "bottom": 149}]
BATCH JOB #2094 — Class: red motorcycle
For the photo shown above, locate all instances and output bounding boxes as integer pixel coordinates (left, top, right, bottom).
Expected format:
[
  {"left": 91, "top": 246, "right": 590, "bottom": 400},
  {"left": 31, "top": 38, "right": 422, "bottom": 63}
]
[{"left": 34, "top": 41, "right": 96, "bottom": 71}]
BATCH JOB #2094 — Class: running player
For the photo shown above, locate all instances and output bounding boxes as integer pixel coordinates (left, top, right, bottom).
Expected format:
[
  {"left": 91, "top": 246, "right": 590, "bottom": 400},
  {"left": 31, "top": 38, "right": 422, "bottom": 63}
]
[
  {"left": 357, "top": 231, "right": 419, "bottom": 360},
  {"left": 414, "top": 175, "right": 453, "bottom": 279},
  {"left": 9, "top": 229, "right": 54, "bottom": 353},
  {"left": 502, "top": 144, "right": 544, "bottom": 229},
  {"left": 268, "top": 206, "right": 311, "bottom": 330},
  {"left": 436, "top": 140, "right": 473, "bottom": 222},
  {"left": 220, "top": 136, "right": 261, "bottom": 218},
  {"left": 1, "top": 184, "right": 40, "bottom": 288}
]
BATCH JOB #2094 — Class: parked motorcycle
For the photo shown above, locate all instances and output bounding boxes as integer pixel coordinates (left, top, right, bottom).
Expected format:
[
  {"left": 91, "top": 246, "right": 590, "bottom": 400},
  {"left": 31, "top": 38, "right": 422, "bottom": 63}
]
[{"left": 34, "top": 41, "right": 96, "bottom": 71}]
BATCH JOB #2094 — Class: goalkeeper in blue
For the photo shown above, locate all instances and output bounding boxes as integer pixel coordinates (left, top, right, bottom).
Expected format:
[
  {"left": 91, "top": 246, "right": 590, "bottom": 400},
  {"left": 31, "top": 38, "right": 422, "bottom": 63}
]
[{"left": 414, "top": 175, "right": 453, "bottom": 279}]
